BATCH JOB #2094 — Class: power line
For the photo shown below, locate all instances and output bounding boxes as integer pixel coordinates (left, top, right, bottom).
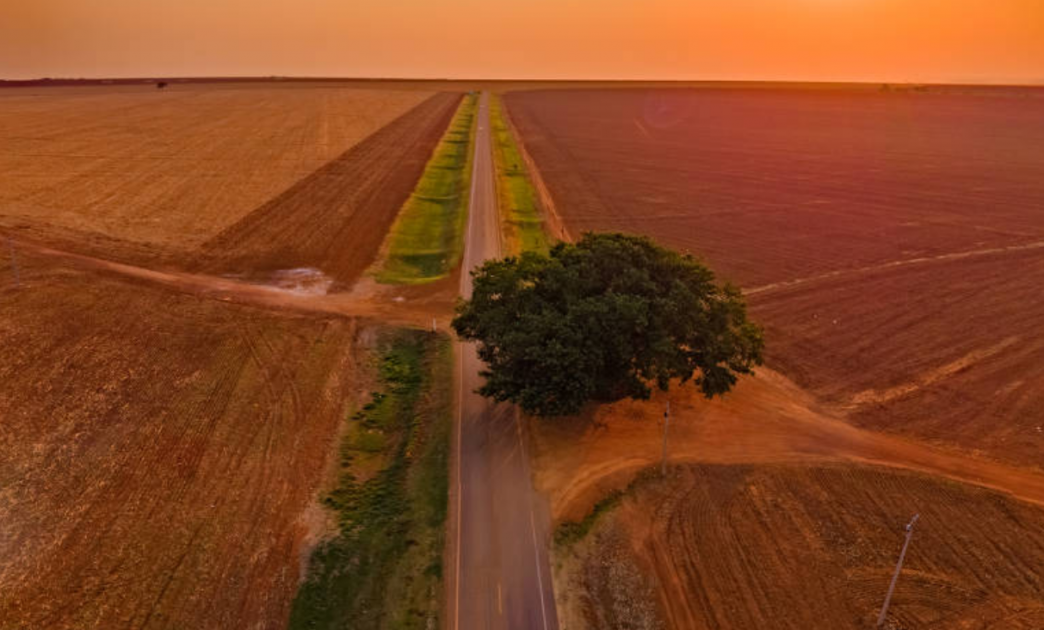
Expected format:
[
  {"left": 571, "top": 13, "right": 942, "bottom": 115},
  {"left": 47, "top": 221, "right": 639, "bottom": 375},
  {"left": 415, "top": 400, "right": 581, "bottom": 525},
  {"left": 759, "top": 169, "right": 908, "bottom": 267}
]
[
  {"left": 660, "top": 399, "right": 670, "bottom": 476},
  {"left": 877, "top": 513, "right": 919, "bottom": 628}
]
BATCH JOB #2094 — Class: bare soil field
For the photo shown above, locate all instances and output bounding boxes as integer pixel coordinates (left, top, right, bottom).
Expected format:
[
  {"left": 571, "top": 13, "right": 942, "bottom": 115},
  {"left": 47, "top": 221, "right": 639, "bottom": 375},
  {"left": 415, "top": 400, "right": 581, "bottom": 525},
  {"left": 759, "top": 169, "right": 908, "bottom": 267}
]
[
  {"left": 0, "top": 85, "right": 458, "bottom": 284},
  {"left": 558, "top": 463, "right": 1044, "bottom": 630},
  {"left": 751, "top": 246, "right": 1044, "bottom": 465},
  {"left": 0, "top": 82, "right": 467, "bottom": 629},
  {"left": 531, "top": 363, "right": 1044, "bottom": 629},
  {"left": 527, "top": 369, "right": 1044, "bottom": 527},
  {"left": 506, "top": 87, "right": 1044, "bottom": 465},
  {"left": 203, "top": 92, "right": 462, "bottom": 284},
  {"left": 506, "top": 88, "right": 1044, "bottom": 286},
  {"left": 0, "top": 251, "right": 362, "bottom": 629}
]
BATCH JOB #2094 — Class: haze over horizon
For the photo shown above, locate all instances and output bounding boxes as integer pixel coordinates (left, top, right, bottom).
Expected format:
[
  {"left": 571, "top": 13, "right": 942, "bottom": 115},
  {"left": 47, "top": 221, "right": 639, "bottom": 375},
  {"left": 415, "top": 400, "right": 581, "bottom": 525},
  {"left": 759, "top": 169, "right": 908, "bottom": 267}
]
[{"left": 3, "top": 0, "right": 1043, "bottom": 84}]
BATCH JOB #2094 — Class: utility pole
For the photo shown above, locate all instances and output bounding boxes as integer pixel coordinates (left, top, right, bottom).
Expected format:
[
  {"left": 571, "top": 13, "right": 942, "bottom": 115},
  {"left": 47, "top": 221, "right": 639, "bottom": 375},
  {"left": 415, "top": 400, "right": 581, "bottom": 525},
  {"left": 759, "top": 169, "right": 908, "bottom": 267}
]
[
  {"left": 877, "top": 513, "right": 919, "bottom": 628},
  {"left": 660, "top": 399, "right": 671, "bottom": 476},
  {"left": 7, "top": 238, "right": 20, "bottom": 288}
]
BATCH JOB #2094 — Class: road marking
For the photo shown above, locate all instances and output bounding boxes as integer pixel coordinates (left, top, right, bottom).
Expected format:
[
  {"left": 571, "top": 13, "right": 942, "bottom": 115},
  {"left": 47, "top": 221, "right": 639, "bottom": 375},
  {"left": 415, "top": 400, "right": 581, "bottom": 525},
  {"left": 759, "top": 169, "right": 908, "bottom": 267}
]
[
  {"left": 455, "top": 92, "right": 485, "bottom": 630},
  {"left": 456, "top": 93, "right": 556, "bottom": 630},
  {"left": 516, "top": 411, "right": 551, "bottom": 630},
  {"left": 454, "top": 349, "right": 463, "bottom": 630}
]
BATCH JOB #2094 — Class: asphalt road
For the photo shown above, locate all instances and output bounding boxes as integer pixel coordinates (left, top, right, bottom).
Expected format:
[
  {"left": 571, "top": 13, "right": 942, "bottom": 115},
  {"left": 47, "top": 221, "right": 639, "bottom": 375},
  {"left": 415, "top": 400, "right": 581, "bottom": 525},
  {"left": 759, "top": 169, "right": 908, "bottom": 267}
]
[{"left": 451, "top": 92, "right": 559, "bottom": 630}]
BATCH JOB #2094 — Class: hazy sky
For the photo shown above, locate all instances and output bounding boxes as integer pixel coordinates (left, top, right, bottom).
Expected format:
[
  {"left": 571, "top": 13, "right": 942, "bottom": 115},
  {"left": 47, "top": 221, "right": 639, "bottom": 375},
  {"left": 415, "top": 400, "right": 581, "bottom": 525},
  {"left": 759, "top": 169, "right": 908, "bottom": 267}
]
[{"left": 3, "top": 0, "right": 1043, "bottom": 83}]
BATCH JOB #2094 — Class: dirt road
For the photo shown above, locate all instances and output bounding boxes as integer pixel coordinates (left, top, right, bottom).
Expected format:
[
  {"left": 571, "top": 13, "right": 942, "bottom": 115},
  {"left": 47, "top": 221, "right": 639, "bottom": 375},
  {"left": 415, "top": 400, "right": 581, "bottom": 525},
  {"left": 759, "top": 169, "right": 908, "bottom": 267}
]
[
  {"left": 7, "top": 238, "right": 455, "bottom": 329},
  {"left": 450, "top": 92, "right": 558, "bottom": 630}
]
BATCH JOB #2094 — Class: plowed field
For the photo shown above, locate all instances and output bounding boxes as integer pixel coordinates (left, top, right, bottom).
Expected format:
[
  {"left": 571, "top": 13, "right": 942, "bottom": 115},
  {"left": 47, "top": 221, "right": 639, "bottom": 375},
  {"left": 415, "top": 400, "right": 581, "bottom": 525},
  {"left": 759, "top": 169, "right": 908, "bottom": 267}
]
[
  {"left": 0, "top": 85, "right": 458, "bottom": 285},
  {"left": 560, "top": 463, "right": 1044, "bottom": 630},
  {"left": 0, "top": 82, "right": 467, "bottom": 629},
  {"left": 506, "top": 87, "right": 1044, "bottom": 465},
  {"left": 0, "top": 250, "right": 362, "bottom": 629}
]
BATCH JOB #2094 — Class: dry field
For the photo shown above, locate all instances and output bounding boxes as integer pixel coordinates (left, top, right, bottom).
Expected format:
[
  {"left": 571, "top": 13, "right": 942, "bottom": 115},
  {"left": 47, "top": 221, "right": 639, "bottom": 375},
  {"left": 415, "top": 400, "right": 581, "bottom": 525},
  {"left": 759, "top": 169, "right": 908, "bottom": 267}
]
[
  {"left": 0, "top": 84, "right": 459, "bottom": 284},
  {"left": 0, "top": 251, "right": 362, "bottom": 629},
  {"left": 509, "top": 86, "right": 1044, "bottom": 629},
  {"left": 506, "top": 87, "right": 1044, "bottom": 465},
  {"left": 558, "top": 463, "right": 1044, "bottom": 630},
  {"left": 531, "top": 368, "right": 1044, "bottom": 628},
  {"left": 0, "top": 82, "right": 465, "bottom": 629}
]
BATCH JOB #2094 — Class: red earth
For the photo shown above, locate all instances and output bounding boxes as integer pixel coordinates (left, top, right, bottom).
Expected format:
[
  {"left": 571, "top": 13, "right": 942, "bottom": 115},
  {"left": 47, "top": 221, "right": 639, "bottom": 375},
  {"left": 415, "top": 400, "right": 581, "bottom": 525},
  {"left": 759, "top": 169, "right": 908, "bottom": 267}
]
[{"left": 506, "top": 87, "right": 1044, "bottom": 466}]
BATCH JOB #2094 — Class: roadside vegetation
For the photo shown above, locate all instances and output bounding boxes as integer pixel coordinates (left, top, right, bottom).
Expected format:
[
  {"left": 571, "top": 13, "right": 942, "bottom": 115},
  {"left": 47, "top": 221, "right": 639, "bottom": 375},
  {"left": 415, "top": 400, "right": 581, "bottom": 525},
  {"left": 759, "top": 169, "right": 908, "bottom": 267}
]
[
  {"left": 490, "top": 94, "right": 550, "bottom": 255},
  {"left": 289, "top": 329, "right": 453, "bottom": 630},
  {"left": 375, "top": 93, "right": 478, "bottom": 284},
  {"left": 554, "top": 468, "right": 664, "bottom": 548}
]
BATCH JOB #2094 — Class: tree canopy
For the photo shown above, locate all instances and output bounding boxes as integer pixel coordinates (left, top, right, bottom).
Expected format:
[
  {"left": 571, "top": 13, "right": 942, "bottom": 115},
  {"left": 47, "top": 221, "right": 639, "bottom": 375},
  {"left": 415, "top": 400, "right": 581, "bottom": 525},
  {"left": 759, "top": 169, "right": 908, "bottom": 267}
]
[{"left": 452, "top": 232, "right": 764, "bottom": 416}]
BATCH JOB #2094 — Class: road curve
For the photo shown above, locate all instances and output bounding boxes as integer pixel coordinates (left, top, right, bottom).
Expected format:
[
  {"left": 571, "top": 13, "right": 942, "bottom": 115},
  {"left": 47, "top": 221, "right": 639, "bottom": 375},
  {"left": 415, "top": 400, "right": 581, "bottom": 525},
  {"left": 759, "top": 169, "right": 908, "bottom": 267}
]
[{"left": 450, "top": 92, "right": 559, "bottom": 630}]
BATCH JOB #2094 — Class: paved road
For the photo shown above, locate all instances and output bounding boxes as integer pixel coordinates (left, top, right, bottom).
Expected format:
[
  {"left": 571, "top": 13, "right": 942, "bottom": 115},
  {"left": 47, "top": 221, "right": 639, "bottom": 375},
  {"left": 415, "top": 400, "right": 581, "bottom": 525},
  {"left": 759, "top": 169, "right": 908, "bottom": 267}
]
[{"left": 451, "top": 92, "right": 559, "bottom": 630}]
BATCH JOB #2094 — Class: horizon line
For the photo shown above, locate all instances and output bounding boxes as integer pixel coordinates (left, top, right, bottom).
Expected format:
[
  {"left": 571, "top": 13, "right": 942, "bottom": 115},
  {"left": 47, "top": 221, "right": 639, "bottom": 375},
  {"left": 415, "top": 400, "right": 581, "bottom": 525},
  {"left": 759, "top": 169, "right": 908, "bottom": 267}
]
[{"left": 2, "top": 75, "right": 1044, "bottom": 88}]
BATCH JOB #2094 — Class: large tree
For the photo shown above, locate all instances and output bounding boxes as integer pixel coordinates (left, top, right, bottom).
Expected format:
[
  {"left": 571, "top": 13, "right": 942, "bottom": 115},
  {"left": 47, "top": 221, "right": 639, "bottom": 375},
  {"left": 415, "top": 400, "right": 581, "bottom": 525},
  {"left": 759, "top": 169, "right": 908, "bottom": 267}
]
[{"left": 452, "top": 232, "right": 764, "bottom": 416}]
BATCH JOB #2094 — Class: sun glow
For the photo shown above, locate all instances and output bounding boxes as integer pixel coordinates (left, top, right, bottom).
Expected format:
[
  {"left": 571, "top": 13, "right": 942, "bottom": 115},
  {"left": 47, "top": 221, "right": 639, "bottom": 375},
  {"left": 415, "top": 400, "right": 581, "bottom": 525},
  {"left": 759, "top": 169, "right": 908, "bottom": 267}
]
[{"left": 2, "top": 0, "right": 1042, "bottom": 82}]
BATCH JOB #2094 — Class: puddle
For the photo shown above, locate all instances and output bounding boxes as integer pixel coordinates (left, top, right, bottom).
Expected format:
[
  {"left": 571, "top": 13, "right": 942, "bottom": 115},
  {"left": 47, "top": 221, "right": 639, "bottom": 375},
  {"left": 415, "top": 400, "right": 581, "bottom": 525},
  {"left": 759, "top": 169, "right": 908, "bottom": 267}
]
[{"left": 264, "top": 268, "right": 334, "bottom": 296}]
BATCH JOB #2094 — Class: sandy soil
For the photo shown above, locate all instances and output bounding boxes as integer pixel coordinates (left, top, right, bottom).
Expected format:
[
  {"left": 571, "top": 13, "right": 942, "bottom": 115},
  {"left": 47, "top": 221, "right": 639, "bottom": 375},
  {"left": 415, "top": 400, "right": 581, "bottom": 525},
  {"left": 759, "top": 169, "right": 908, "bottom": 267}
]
[{"left": 528, "top": 369, "right": 1044, "bottom": 525}]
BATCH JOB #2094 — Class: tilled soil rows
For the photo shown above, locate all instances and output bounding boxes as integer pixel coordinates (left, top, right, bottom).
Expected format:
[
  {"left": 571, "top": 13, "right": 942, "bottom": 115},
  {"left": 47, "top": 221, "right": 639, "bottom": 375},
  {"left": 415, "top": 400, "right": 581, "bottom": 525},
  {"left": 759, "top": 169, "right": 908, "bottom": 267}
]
[
  {"left": 0, "top": 86, "right": 438, "bottom": 267},
  {"left": 506, "top": 87, "right": 1044, "bottom": 465},
  {"left": 203, "top": 92, "right": 463, "bottom": 286},
  {"left": 0, "top": 253, "right": 358, "bottom": 629},
  {"left": 568, "top": 463, "right": 1044, "bottom": 630}
]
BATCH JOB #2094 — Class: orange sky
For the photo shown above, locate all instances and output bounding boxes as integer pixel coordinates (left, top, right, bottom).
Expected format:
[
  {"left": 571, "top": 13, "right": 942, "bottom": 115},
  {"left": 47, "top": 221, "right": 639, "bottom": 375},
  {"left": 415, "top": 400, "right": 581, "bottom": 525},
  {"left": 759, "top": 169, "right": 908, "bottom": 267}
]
[{"left": 3, "top": 0, "right": 1043, "bottom": 83}]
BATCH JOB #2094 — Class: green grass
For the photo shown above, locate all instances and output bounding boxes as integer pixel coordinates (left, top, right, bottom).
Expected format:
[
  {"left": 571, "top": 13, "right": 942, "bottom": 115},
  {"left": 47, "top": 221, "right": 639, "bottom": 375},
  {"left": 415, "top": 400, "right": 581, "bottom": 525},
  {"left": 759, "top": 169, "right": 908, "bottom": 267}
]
[
  {"left": 289, "top": 329, "right": 454, "bottom": 630},
  {"left": 374, "top": 93, "right": 478, "bottom": 284},
  {"left": 490, "top": 94, "right": 551, "bottom": 255}
]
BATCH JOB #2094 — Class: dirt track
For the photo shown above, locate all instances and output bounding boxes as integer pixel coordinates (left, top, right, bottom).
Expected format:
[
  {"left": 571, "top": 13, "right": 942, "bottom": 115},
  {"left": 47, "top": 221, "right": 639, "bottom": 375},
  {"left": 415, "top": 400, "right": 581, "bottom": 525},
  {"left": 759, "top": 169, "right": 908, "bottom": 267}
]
[
  {"left": 9, "top": 238, "right": 458, "bottom": 330},
  {"left": 530, "top": 367, "right": 1044, "bottom": 524}
]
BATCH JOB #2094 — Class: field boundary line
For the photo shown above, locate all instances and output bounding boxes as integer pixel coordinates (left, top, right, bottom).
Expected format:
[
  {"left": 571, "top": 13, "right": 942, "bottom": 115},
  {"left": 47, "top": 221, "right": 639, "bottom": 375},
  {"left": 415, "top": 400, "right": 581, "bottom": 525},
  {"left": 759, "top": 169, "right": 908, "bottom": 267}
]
[
  {"left": 747, "top": 239, "right": 1044, "bottom": 295},
  {"left": 499, "top": 97, "right": 572, "bottom": 243}
]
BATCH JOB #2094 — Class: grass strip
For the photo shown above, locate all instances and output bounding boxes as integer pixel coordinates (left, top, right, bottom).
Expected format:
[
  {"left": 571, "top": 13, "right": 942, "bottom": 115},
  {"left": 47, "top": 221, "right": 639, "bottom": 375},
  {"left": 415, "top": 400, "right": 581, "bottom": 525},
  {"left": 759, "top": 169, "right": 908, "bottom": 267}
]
[
  {"left": 490, "top": 94, "right": 551, "bottom": 255},
  {"left": 554, "top": 468, "right": 659, "bottom": 548},
  {"left": 374, "top": 93, "right": 478, "bottom": 284},
  {"left": 289, "top": 329, "right": 453, "bottom": 630}
]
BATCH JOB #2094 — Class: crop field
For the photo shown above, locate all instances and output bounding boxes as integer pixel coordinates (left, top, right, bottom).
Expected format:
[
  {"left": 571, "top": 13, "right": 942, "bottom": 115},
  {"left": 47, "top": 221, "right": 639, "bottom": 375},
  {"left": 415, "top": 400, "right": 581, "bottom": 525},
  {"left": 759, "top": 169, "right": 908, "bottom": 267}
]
[
  {"left": 0, "top": 251, "right": 359, "bottom": 629},
  {"left": 0, "top": 81, "right": 470, "bottom": 629},
  {"left": 506, "top": 87, "right": 1044, "bottom": 464},
  {"left": 0, "top": 85, "right": 459, "bottom": 285},
  {"left": 557, "top": 463, "right": 1044, "bottom": 630}
]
